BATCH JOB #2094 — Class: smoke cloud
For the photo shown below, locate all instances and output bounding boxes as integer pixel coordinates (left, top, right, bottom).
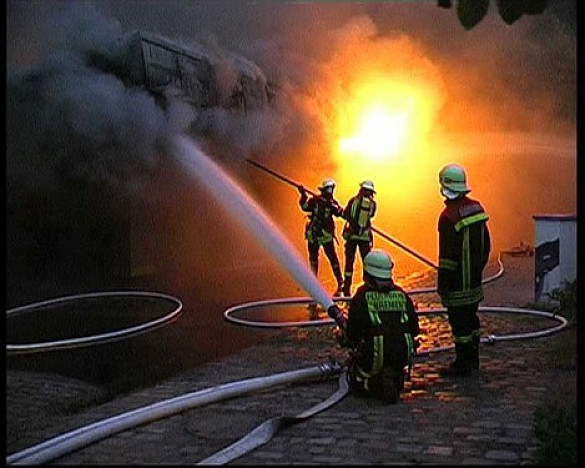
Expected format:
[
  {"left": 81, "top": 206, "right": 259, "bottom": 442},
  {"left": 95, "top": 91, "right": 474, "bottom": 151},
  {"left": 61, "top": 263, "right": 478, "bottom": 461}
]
[{"left": 6, "top": 4, "right": 198, "bottom": 199}]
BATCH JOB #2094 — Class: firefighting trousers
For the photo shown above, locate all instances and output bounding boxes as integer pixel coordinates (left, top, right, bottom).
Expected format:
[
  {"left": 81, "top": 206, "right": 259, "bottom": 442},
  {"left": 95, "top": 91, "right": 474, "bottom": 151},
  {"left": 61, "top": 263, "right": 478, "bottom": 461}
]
[
  {"left": 343, "top": 239, "right": 371, "bottom": 289},
  {"left": 446, "top": 303, "right": 481, "bottom": 344},
  {"left": 307, "top": 240, "right": 342, "bottom": 280},
  {"left": 349, "top": 343, "right": 409, "bottom": 395}
]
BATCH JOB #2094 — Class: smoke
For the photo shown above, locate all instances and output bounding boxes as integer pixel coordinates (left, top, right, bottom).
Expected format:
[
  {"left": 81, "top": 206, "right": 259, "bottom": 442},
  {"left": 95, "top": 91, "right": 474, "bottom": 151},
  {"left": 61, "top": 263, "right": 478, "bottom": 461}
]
[{"left": 6, "top": 4, "right": 197, "bottom": 200}]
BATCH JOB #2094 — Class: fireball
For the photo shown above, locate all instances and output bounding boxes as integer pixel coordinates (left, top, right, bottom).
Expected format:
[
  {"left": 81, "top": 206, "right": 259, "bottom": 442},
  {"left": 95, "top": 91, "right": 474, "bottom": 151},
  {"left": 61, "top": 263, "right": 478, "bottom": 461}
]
[
  {"left": 335, "top": 77, "right": 434, "bottom": 166},
  {"left": 339, "top": 105, "right": 410, "bottom": 161}
]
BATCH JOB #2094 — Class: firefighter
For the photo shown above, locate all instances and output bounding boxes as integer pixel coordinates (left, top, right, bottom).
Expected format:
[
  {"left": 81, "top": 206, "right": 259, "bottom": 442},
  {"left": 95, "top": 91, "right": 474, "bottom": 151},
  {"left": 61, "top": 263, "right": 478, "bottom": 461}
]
[
  {"left": 340, "top": 249, "right": 420, "bottom": 404},
  {"left": 437, "top": 164, "right": 491, "bottom": 376},
  {"left": 298, "top": 179, "right": 345, "bottom": 296},
  {"left": 341, "top": 180, "right": 377, "bottom": 296}
]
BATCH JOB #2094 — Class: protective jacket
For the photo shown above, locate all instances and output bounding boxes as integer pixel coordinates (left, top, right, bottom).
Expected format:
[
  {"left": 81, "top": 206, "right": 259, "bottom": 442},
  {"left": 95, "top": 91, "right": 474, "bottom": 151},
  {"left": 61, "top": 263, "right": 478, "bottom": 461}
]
[
  {"left": 438, "top": 196, "right": 491, "bottom": 307},
  {"left": 342, "top": 193, "right": 377, "bottom": 242},
  {"left": 299, "top": 192, "right": 343, "bottom": 245},
  {"left": 346, "top": 279, "right": 420, "bottom": 380}
]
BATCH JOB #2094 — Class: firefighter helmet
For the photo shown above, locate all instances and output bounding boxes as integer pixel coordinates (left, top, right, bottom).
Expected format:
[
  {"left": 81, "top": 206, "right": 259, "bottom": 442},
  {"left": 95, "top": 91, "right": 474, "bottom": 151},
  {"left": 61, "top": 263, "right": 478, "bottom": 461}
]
[
  {"left": 439, "top": 164, "right": 470, "bottom": 194},
  {"left": 360, "top": 180, "right": 376, "bottom": 193},
  {"left": 319, "top": 178, "right": 336, "bottom": 191},
  {"left": 363, "top": 249, "right": 394, "bottom": 279}
]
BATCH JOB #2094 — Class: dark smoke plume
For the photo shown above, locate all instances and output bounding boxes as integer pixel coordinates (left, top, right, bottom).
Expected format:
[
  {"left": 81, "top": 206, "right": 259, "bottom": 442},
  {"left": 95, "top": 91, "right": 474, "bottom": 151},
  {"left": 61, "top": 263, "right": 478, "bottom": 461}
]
[{"left": 6, "top": 4, "right": 196, "bottom": 199}]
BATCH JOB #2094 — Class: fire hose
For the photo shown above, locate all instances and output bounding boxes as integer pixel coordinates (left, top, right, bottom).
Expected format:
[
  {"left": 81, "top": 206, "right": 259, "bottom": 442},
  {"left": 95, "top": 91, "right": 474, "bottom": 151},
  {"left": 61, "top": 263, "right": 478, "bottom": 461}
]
[
  {"left": 6, "top": 291, "right": 183, "bottom": 355},
  {"left": 7, "top": 296, "right": 568, "bottom": 466},
  {"left": 245, "top": 158, "right": 438, "bottom": 270},
  {"left": 6, "top": 360, "right": 345, "bottom": 465},
  {"left": 6, "top": 261, "right": 569, "bottom": 465},
  {"left": 196, "top": 365, "right": 349, "bottom": 465}
]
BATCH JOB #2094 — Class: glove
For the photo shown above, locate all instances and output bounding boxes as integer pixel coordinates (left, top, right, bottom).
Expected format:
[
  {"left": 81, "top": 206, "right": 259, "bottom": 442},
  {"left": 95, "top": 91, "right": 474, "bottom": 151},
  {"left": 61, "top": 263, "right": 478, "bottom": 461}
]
[
  {"left": 413, "top": 337, "right": 421, "bottom": 354},
  {"left": 333, "top": 326, "right": 349, "bottom": 347}
]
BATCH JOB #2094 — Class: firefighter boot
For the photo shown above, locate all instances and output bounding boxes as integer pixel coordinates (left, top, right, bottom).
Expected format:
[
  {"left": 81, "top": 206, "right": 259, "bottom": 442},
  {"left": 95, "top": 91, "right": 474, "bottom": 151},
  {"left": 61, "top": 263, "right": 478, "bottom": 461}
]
[
  {"left": 471, "top": 335, "right": 480, "bottom": 370},
  {"left": 342, "top": 274, "right": 352, "bottom": 297},
  {"left": 310, "top": 260, "right": 319, "bottom": 277},
  {"left": 333, "top": 265, "right": 344, "bottom": 296},
  {"left": 307, "top": 303, "right": 319, "bottom": 320},
  {"left": 370, "top": 368, "right": 399, "bottom": 404},
  {"left": 440, "top": 342, "right": 472, "bottom": 377}
]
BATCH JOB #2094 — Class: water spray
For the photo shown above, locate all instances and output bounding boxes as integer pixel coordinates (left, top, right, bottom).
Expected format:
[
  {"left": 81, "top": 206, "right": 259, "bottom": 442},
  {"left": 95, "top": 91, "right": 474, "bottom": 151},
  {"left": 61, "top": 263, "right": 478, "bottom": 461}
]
[{"left": 171, "top": 136, "right": 345, "bottom": 328}]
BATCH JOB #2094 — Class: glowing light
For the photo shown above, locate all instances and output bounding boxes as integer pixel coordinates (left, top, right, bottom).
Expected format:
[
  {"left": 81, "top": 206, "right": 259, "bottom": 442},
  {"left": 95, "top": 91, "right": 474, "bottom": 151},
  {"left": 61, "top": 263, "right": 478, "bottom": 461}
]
[
  {"left": 339, "top": 106, "right": 410, "bottom": 161},
  {"left": 327, "top": 74, "right": 445, "bottom": 209},
  {"left": 334, "top": 77, "right": 436, "bottom": 168}
]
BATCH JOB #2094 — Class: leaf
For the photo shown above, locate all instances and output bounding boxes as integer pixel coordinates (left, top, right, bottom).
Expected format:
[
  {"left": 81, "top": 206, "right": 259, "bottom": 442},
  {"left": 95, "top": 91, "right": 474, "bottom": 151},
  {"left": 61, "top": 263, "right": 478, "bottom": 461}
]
[
  {"left": 496, "top": 0, "right": 524, "bottom": 25},
  {"left": 457, "top": 0, "right": 490, "bottom": 30},
  {"left": 522, "top": 0, "right": 549, "bottom": 15}
]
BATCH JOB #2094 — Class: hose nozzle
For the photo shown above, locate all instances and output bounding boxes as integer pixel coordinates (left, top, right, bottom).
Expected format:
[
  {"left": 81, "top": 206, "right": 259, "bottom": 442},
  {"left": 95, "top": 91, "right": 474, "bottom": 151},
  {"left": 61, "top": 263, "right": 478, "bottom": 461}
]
[{"left": 327, "top": 305, "right": 346, "bottom": 329}]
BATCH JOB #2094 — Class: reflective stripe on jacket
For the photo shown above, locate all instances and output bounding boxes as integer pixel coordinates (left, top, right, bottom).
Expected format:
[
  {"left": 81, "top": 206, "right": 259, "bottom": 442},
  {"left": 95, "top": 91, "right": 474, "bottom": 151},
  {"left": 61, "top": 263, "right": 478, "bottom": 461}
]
[
  {"left": 299, "top": 192, "right": 343, "bottom": 245},
  {"left": 343, "top": 195, "right": 377, "bottom": 241},
  {"left": 438, "top": 196, "right": 491, "bottom": 307},
  {"left": 346, "top": 282, "right": 420, "bottom": 379}
]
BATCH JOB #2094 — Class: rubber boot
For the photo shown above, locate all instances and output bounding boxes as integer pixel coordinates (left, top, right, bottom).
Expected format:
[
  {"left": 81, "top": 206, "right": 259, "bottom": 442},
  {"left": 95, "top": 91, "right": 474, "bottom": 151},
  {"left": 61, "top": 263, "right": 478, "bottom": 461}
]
[
  {"left": 440, "top": 343, "right": 472, "bottom": 377},
  {"left": 333, "top": 265, "right": 344, "bottom": 296},
  {"left": 310, "top": 261, "right": 319, "bottom": 277},
  {"left": 471, "top": 335, "right": 480, "bottom": 370},
  {"left": 398, "top": 366, "right": 406, "bottom": 391},
  {"left": 307, "top": 303, "right": 319, "bottom": 320},
  {"left": 370, "top": 368, "right": 399, "bottom": 404},
  {"left": 308, "top": 260, "right": 319, "bottom": 318},
  {"left": 342, "top": 275, "right": 352, "bottom": 297}
]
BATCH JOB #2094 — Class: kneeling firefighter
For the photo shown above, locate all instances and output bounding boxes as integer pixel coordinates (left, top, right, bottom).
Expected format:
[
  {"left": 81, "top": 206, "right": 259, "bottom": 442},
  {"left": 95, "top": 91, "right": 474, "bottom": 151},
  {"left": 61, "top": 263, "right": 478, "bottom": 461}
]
[{"left": 336, "top": 249, "right": 420, "bottom": 404}]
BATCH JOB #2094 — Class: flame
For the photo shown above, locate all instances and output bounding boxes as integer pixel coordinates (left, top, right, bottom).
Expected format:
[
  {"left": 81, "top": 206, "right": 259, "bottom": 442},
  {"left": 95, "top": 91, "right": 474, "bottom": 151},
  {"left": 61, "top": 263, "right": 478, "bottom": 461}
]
[
  {"left": 339, "top": 105, "right": 409, "bottom": 161},
  {"left": 337, "top": 79, "right": 422, "bottom": 162},
  {"left": 328, "top": 74, "right": 446, "bottom": 205}
]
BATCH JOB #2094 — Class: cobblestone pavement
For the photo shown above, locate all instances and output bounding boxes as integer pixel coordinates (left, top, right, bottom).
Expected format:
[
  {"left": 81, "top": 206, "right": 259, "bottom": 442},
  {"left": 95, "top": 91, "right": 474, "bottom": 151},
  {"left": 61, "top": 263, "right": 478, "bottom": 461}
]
[{"left": 6, "top": 256, "right": 577, "bottom": 465}]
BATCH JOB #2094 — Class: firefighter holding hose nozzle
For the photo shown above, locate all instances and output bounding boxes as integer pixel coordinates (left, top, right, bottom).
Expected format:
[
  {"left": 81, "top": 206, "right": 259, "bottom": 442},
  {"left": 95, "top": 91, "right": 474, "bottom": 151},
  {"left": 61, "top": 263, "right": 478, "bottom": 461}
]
[
  {"left": 332, "top": 249, "right": 420, "bottom": 404},
  {"left": 298, "top": 179, "right": 345, "bottom": 301}
]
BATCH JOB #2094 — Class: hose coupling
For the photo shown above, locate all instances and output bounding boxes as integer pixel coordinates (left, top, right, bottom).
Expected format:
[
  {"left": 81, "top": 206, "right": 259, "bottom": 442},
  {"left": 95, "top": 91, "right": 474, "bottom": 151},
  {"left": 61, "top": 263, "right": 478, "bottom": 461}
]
[{"left": 318, "top": 357, "right": 342, "bottom": 375}]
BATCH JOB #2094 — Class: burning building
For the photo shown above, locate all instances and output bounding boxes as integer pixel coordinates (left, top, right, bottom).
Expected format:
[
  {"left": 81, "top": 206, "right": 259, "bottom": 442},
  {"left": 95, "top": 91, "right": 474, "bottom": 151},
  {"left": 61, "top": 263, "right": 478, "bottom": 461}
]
[
  {"left": 6, "top": 28, "right": 276, "bottom": 306},
  {"left": 90, "top": 30, "right": 274, "bottom": 113}
]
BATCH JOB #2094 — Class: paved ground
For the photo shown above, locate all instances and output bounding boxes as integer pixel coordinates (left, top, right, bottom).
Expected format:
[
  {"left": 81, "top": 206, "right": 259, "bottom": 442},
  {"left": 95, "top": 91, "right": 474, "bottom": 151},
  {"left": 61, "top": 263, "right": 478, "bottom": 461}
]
[{"left": 6, "top": 256, "right": 577, "bottom": 465}]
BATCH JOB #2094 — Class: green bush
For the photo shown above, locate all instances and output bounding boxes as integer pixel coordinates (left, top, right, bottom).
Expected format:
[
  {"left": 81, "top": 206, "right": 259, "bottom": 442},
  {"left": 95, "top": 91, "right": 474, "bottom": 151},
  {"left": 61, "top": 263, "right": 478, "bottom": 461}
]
[
  {"left": 546, "top": 280, "right": 577, "bottom": 324},
  {"left": 533, "top": 279, "right": 578, "bottom": 465},
  {"left": 534, "top": 400, "right": 577, "bottom": 466}
]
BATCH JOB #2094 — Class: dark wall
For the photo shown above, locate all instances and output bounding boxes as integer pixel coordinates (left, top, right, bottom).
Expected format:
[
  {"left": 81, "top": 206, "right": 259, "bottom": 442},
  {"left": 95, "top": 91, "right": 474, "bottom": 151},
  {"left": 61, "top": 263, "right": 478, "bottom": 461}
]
[{"left": 6, "top": 181, "right": 131, "bottom": 308}]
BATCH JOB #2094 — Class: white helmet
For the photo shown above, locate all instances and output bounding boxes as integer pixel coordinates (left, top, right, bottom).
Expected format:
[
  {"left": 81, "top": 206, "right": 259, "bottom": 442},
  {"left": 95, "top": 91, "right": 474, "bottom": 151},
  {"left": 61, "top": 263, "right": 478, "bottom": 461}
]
[
  {"left": 363, "top": 249, "right": 394, "bottom": 279},
  {"left": 360, "top": 180, "right": 376, "bottom": 193},
  {"left": 319, "top": 178, "right": 336, "bottom": 191}
]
